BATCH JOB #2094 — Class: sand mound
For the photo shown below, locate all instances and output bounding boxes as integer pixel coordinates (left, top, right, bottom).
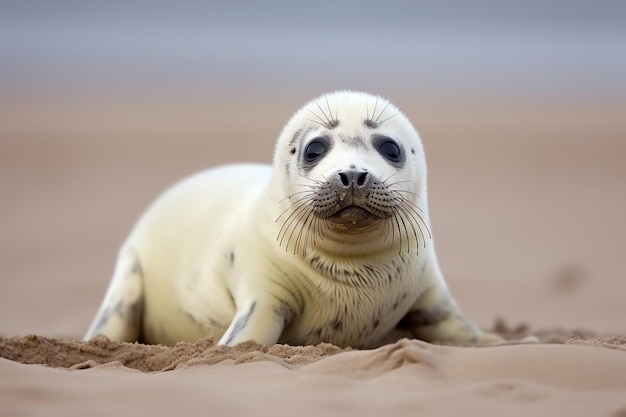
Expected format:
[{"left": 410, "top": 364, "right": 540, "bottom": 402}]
[
  {"left": 0, "top": 334, "right": 344, "bottom": 371},
  {"left": 0, "top": 324, "right": 617, "bottom": 374}
]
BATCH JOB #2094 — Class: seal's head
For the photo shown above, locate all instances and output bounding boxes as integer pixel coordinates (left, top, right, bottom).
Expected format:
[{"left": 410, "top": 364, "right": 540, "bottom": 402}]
[{"left": 272, "top": 91, "right": 430, "bottom": 256}]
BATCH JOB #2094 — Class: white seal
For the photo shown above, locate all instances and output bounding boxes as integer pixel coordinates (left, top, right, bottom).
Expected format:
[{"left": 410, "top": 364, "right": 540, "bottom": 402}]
[{"left": 85, "top": 91, "right": 505, "bottom": 348}]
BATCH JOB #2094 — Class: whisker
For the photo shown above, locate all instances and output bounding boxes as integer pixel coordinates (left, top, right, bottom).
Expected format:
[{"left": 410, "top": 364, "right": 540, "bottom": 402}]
[
  {"left": 325, "top": 95, "right": 334, "bottom": 121},
  {"left": 393, "top": 213, "right": 404, "bottom": 254},
  {"left": 402, "top": 202, "right": 432, "bottom": 242},
  {"left": 381, "top": 172, "right": 400, "bottom": 184},
  {"left": 303, "top": 117, "right": 325, "bottom": 127},
  {"left": 393, "top": 188, "right": 422, "bottom": 200},
  {"left": 285, "top": 204, "right": 312, "bottom": 254},
  {"left": 297, "top": 173, "right": 323, "bottom": 184},
  {"left": 401, "top": 198, "right": 426, "bottom": 213},
  {"left": 378, "top": 111, "right": 401, "bottom": 126},
  {"left": 398, "top": 206, "right": 420, "bottom": 254},
  {"left": 371, "top": 97, "right": 379, "bottom": 123},
  {"left": 384, "top": 179, "right": 418, "bottom": 188},
  {"left": 306, "top": 108, "right": 327, "bottom": 126},
  {"left": 277, "top": 198, "right": 313, "bottom": 244},
  {"left": 276, "top": 193, "right": 314, "bottom": 222},
  {"left": 294, "top": 208, "right": 315, "bottom": 255},
  {"left": 374, "top": 101, "right": 391, "bottom": 124},
  {"left": 278, "top": 190, "right": 315, "bottom": 204},
  {"left": 414, "top": 211, "right": 432, "bottom": 241},
  {"left": 314, "top": 99, "right": 331, "bottom": 126},
  {"left": 396, "top": 210, "right": 411, "bottom": 254},
  {"left": 302, "top": 214, "right": 315, "bottom": 255}
]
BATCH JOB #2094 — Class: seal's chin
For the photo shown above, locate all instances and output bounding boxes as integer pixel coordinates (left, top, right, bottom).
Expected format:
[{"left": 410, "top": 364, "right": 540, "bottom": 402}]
[{"left": 327, "top": 206, "right": 380, "bottom": 231}]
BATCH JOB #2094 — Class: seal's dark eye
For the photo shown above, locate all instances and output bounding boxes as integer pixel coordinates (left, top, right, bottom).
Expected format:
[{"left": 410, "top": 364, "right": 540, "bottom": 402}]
[
  {"left": 304, "top": 138, "right": 328, "bottom": 162},
  {"left": 378, "top": 139, "right": 402, "bottom": 162}
]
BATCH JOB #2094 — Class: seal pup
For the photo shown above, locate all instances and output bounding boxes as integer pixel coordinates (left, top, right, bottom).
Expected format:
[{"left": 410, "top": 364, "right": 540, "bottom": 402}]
[{"left": 85, "top": 91, "right": 507, "bottom": 348}]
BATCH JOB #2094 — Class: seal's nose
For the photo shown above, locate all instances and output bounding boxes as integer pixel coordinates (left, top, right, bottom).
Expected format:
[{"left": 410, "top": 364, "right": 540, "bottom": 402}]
[{"left": 337, "top": 169, "right": 370, "bottom": 189}]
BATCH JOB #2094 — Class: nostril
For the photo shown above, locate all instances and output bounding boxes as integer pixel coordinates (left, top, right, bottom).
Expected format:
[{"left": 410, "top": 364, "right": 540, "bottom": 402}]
[
  {"left": 356, "top": 171, "right": 367, "bottom": 187},
  {"left": 339, "top": 172, "right": 349, "bottom": 187}
]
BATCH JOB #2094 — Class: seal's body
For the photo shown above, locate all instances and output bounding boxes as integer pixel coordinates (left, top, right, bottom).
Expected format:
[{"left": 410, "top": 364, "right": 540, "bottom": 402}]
[{"left": 85, "top": 91, "right": 503, "bottom": 348}]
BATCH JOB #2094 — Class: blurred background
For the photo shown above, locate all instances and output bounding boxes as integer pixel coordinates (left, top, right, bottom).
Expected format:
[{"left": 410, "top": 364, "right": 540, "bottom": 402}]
[
  {"left": 1, "top": 0, "right": 625, "bottom": 98},
  {"left": 1, "top": 1, "right": 625, "bottom": 339}
]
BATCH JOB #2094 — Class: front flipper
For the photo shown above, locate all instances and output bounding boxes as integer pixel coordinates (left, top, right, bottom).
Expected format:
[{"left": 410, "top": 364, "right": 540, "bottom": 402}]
[
  {"left": 398, "top": 299, "right": 503, "bottom": 346},
  {"left": 397, "top": 272, "right": 507, "bottom": 346},
  {"left": 218, "top": 299, "right": 288, "bottom": 346},
  {"left": 398, "top": 286, "right": 538, "bottom": 346}
]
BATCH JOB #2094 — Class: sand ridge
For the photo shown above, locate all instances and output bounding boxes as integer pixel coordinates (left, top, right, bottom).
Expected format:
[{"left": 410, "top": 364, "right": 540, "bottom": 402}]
[
  {"left": 0, "top": 334, "right": 345, "bottom": 371},
  {"left": 0, "top": 325, "right": 621, "bottom": 374}
]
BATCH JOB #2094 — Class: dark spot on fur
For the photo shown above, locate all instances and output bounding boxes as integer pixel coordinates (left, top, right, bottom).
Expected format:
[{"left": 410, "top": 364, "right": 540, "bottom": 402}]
[
  {"left": 131, "top": 261, "right": 142, "bottom": 275},
  {"left": 184, "top": 311, "right": 219, "bottom": 328},
  {"left": 397, "top": 308, "right": 450, "bottom": 330},
  {"left": 328, "top": 119, "right": 339, "bottom": 129},
  {"left": 272, "top": 298, "right": 295, "bottom": 328},
  {"left": 127, "top": 300, "right": 143, "bottom": 323},
  {"left": 364, "top": 119, "right": 378, "bottom": 128},
  {"left": 290, "top": 148, "right": 296, "bottom": 154},
  {"left": 305, "top": 327, "right": 323, "bottom": 341},
  {"left": 185, "top": 312, "right": 199, "bottom": 325},
  {"left": 411, "top": 148, "right": 415, "bottom": 155},
  {"left": 229, "top": 251, "right": 235, "bottom": 266},
  {"left": 372, "top": 312, "right": 380, "bottom": 329},
  {"left": 331, "top": 317, "right": 343, "bottom": 331},
  {"left": 289, "top": 128, "right": 303, "bottom": 147}
]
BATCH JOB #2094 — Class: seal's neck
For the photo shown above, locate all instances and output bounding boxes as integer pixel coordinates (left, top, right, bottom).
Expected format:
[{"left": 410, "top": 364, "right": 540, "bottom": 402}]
[{"left": 301, "top": 246, "right": 416, "bottom": 289}]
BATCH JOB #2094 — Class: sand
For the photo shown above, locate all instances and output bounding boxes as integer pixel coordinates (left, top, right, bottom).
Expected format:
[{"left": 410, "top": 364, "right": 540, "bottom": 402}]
[{"left": 1, "top": 95, "right": 625, "bottom": 416}]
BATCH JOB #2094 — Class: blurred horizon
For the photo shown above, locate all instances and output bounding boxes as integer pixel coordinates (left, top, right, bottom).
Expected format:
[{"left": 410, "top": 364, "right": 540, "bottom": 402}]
[{"left": 1, "top": 0, "right": 625, "bottom": 101}]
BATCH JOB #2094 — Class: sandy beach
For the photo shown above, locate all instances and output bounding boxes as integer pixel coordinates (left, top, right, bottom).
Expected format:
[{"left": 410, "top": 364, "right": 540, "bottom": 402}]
[{"left": 1, "top": 94, "right": 625, "bottom": 415}]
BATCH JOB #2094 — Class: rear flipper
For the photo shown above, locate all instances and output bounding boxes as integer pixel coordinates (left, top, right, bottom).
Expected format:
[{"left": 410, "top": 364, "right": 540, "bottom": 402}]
[{"left": 84, "top": 248, "right": 144, "bottom": 342}]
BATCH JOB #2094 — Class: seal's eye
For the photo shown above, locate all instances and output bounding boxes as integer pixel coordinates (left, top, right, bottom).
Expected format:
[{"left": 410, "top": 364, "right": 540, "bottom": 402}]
[
  {"left": 377, "top": 139, "right": 402, "bottom": 162},
  {"left": 304, "top": 138, "right": 328, "bottom": 162}
]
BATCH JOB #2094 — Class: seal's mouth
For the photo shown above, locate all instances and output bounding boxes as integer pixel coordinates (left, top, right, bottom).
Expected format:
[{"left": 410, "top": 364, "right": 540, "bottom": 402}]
[
  {"left": 332, "top": 205, "right": 373, "bottom": 217},
  {"left": 327, "top": 205, "right": 380, "bottom": 229}
]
